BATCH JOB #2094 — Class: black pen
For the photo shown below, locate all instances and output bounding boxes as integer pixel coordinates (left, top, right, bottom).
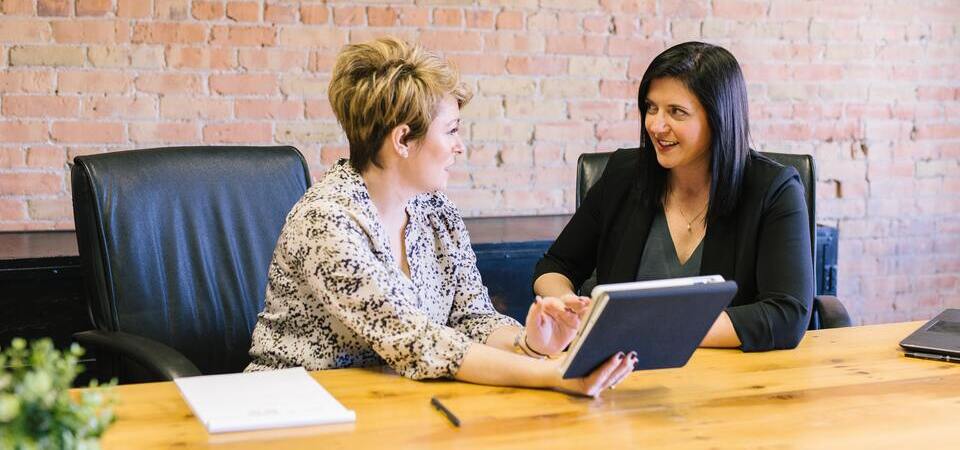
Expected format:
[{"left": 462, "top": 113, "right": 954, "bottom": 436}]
[
  {"left": 904, "top": 351, "right": 959, "bottom": 363},
  {"left": 430, "top": 396, "right": 461, "bottom": 427}
]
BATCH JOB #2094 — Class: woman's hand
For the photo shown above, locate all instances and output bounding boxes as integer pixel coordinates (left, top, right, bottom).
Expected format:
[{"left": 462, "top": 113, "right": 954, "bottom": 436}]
[
  {"left": 524, "top": 294, "right": 591, "bottom": 356},
  {"left": 553, "top": 351, "right": 637, "bottom": 397}
]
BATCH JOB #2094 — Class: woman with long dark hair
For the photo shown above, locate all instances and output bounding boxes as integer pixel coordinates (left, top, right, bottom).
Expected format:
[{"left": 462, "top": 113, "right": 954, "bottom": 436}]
[{"left": 534, "top": 42, "right": 815, "bottom": 351}]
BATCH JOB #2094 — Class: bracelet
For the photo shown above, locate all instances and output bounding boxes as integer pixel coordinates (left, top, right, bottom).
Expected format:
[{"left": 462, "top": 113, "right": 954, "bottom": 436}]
[
  {"left": 523, "top": 333, "right": 550, "bottom": 358},
  {"left": 513, "top": 330, "right": 546, "bottom": 359}
]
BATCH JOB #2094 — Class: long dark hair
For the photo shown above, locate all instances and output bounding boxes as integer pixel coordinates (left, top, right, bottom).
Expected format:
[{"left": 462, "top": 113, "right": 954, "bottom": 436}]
[{"left": 636, "top": 41, "right": 750, "bottom": 223}]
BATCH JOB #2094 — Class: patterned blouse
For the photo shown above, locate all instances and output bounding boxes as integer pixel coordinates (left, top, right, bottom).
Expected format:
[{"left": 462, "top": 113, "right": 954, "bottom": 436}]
[{"left": 246, "top": 160, "right": 520, "bottom": 379}]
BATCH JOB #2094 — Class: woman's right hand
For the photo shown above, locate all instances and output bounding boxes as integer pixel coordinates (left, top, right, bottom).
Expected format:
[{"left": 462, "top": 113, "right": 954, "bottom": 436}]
[{"left": 553, "top": 351, "right": 637, "bottom": 397}]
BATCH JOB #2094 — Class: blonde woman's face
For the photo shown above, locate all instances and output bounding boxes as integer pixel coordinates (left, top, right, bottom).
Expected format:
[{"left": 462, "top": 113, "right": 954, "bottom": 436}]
[{"left": 405, "top": 95, "right": 464, "bottom": 192}]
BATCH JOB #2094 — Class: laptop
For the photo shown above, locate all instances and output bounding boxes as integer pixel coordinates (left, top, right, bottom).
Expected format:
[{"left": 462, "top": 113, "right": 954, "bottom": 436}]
[
  {"left": 899, "top": 309, "right": 960, "bottom": 359},
  {"left": 560, "top": 275, "right": 738, "bottom": 379}
]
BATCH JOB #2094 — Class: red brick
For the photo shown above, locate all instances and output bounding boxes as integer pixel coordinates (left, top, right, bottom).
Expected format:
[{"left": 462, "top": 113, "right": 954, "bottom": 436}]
[
  {"left": 419, "top": 30, "right": 482, "bottom": 52},
  {"left": 300, "top": 4, "right": 328, "bottom": 24},
  {"left": 58, "top": 71, "right": 132, "bottom": 94},
  {"left": 209, "top": 25, "right": 276, "bottom": 46},
  {"left": 135, "top": 73, "right": 201, "bottom": 94},
  {"left": 155, "top": 0, "right": 190, "bottom": 19},
  {"left": 9, "top": 45, "right": 85, "bottom": 67},
  {"left": 0, "top": 72, "right": 55, "bottom": 93},
  {"left": 332, "top": 6, "right": 364, "bottom": 26},
  {"left": 0, "top": 121, "right": 48, "bottom": 142},
  {"left": 118, "top": 0, "right": 150, "bottom": 18},
  {"left": 569, "top": 100, "right": 625, "bottom": 121},
  {"left": 203, "top": 123, "right": 272, "bottom": 144},
  {"left": 51, "top": 121, "right": 124, "bottom": 143},
  {"left": 76, "top": 0, "right": 111, "bottom": 16},
  {"left": 367, "top": 7, "right": 398, "bottom": 26},
  {"left": 209, "top": 74, "right": 278, "bottom": 95},
  {"left": 0, "top": 19, "right": 53, "bottom": 43},
  {"left": 226, "top": 1, "right": 259, "bottom": 22},
  {"left": 2, "top": 95, "right": 78, "bottom": 118},
  {"left": 1, "top": 0, "right": 34, "bottom": 14},
  {"left": 535, "top": 121, "right": 595, "bottom": 142},
  {"left": 304, "top": 100, "right": 334, "bottom": 119},
  {"left": 129, "top": 122, "right": 199, "bottom": 144},
  {"left": 277, "top": 27, "right": 347, "bottom": 50},
  {"left": 307, "top": 52, "right": 336, "bottom": 72},
  {"left": 502, "top": 189, "right": 564, "bottom": 211},
  {"left": 584, "top": 15, "right": 613, "bottom": 33},
  {"left": 28, "top": 197, "right": 72, "bottom": 220},
  {"left": 160, "top": 96, "right": 233, "bottom": 120},
  {"left": 26, "top": 146, "right": 66, "bottom": 168},
  {"left": 265, "top": 4, "right": 296, "bottom": 23},
  {"left": 465, "top": 10, "right": 494, "bottom": 28},
  {"left": 484, "top": 33, "right": 545, "bottom": 53},
  {"left": 0, "top": 199, "right": 27, "bottom": 221},
  {"left": 447, "top": 54, "right": 505, "bottom": 75},
  {"left": 81, "top": 96, "right": 157, "bottom": 119},
  {"left": 506, "top": 56, "right": 567, "bottom": 75},
  {"left": 433, "top": 8, "right": 462, "bottom": 26},
  {"left": 166, "top": 47, "right": 237, "bottom": 70},
  {"left": 38, "top": 0, "right": 70, "bottom": 16},
  {"left": 714, "top": 0, "right": 767, "bottom": 20},
  {"left": 662, "top": 0, "right": 708, "bottom": 18},
  {"left": 398, "top": 7, "right": 429, "bottom": 26},
  {"left": 0, "top": 147, "right": 26, "bottom": 168},
  {"left": 238, "top": 48, "right": 307, "bottom": 71},
  {"left": 0, "top": 173, "right": 62, "bottom": 194},
  {"left": 192, "top": 0, "right": 224, "bottom": 20},
  {"left": 132, "top": 23, "right": 206, "bottom": 44},
  {"left": 495, "top": 10, "right": 523, "bottom": 29},
  {"left": 236, "top": 99, "right": 303, "bottom": 120},
  {"left": 545, "top": 35, "right": 606, "bottom": 55},
  {"left": 52, "top": 20, "right": 128, "bottom": 44}
]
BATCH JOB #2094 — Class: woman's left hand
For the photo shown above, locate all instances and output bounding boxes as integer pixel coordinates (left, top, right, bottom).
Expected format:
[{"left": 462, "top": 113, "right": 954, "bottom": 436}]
[{"left": 524, "top": 294, "right": 591, "bottom": 356}]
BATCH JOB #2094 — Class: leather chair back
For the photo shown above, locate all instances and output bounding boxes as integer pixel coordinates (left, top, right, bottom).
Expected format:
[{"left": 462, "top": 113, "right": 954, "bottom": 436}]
[{"left": 71, "top": 146, "right": 311, "bottom": 377}]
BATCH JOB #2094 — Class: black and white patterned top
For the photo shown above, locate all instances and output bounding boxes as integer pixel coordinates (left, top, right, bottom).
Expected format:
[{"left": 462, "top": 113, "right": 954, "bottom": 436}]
[{"left": 246, "top": 160, "right": 520, "bottom": 379}]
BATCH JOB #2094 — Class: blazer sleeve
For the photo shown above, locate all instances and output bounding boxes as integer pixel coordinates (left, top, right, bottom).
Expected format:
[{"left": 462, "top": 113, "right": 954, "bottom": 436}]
[
  {"left": 288, "top": 205, "right": 474, "bottom": 380},
  {"left": 726, "top": 173, "right": 815, "bottom": 351},
  {"left": 532, "top": 161, "right": 608, "bottom": 291}
]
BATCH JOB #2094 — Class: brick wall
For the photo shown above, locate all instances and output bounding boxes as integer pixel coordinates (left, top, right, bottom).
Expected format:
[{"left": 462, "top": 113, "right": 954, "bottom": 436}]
[{"left": 0, "top": 0, "right": 958, "bottom": 325}]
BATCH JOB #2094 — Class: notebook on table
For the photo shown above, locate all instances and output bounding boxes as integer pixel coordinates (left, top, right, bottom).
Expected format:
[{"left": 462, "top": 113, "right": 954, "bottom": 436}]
[
  {"left": 174, "top": 367, "right": 356, "bottom": 434},
  {"left": 561, "top": 275, "right": 738, "bottom": 379}
]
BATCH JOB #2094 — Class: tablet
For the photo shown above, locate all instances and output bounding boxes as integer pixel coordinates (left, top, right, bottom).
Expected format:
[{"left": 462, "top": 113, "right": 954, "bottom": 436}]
[{"left": 560, "top": 275, "right": 737, "bottom": 379}]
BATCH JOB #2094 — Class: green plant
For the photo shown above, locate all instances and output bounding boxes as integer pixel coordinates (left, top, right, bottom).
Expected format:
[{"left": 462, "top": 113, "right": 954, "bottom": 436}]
[{"left": 0, "top": 338, "right": 116, "bottom": 450}]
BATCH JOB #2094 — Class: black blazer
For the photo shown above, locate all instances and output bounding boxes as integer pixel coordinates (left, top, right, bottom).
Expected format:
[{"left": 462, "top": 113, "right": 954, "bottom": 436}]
[{"left": 534, "top": 148, "right": 815, "bottom": 351}]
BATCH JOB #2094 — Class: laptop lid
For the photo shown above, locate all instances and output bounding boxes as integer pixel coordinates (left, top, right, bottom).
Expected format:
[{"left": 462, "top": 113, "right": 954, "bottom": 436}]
[{"left": 899, "top": 309, "right": 960, "bottom": 358}]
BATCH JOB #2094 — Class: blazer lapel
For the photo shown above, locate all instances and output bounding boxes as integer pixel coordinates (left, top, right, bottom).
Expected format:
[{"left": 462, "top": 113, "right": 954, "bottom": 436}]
[
  {"left": 700, "top": 212, "right": 737, "bottom": 280},
  {"left": 606, "top": 188, "right": 654, "bottom": 283}
]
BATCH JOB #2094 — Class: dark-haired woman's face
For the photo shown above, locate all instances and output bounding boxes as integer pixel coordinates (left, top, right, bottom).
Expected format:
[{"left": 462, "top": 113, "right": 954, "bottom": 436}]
[{"left": 643, "top": 77, "right": 711, "bottom": 173}]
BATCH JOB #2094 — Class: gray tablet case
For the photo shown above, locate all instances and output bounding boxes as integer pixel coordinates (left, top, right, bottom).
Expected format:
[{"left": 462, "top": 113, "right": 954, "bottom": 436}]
[
  {"left": 899, "top": 309, "right": 960, "bottom": 357},
  {"left": 563, "top": 281, "right": 738, "bottom": 379}
]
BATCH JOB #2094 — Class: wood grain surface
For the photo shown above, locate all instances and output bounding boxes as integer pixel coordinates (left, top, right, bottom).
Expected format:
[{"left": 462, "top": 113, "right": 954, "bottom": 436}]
[{"left": 93, "top": 321, "right": 960, "bottom": 449}]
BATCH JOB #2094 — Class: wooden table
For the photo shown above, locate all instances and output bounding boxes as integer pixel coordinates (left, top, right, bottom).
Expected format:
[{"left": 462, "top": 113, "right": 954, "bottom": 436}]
[{"left": 95, "top": 321, "right": 960, "bottom": 449}]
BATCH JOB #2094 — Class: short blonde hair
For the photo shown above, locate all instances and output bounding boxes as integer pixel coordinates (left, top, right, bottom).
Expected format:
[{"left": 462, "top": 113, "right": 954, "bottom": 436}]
[{"left": 328, "top": 37, "right": 472, "bottom": 172}]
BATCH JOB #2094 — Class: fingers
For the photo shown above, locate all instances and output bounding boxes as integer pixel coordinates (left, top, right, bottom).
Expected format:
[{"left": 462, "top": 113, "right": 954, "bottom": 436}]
[
  {"left": 537, "top": 296, "right": 582, "bottom": 330},
  {"left": 600, "top": 351, "right": 637, "bottom": 391},
  {"left": 583, "top": 352, "right": 627, "bottom": 397}
]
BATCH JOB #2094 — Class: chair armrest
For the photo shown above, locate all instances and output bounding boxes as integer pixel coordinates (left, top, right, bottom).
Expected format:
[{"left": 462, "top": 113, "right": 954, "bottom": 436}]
[
  {"left": 813, "top": 295, "right": 851, "bottom": 329},
  {"left": 73, "top": 330, "right": 201, "bottom": 380}
]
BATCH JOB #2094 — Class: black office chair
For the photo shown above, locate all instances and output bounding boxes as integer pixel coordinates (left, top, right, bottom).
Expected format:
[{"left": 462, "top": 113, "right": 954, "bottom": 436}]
[
  {"left": 576, "top": 150, "right": 851, "bottom": 330},
  {"left": 71, "top": 146, "right": 311, "bottom": 383}
]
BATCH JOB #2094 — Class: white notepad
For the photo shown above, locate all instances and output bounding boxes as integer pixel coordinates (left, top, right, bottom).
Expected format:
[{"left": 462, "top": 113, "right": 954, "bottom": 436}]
[{"left": 174, "top": 367, "right": 356, "bottom": 434}]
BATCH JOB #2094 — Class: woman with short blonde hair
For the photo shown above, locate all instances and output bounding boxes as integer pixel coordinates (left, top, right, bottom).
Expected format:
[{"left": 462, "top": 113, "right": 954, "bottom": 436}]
[{"left": 248, "top": 37, "right": 633, "bottom": 397}]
